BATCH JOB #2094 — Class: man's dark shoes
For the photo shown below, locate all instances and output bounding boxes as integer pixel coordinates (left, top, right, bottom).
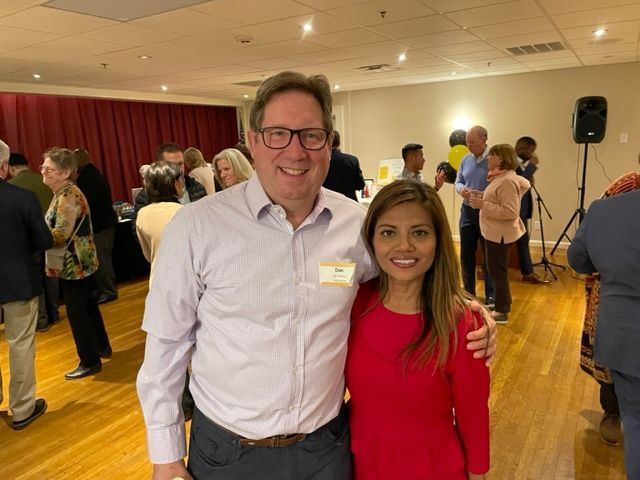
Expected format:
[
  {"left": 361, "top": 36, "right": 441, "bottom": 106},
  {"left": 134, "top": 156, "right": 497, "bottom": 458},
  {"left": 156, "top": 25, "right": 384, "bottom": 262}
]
[
  {"left": 64, "top": 363, "right": 102, "bottom": 380},
  {"left": 12, "top": 398, "right": 47, "bottom": 430},
  {"left": 522, "top": 273, "right": 551, "bottom": 285},
  {"left": 36, "top": 323, "right": 50, "bottom": 332},
  {"left": 599, "top": 413, "right": 622, "bottom": 446},
  {"left": 97, "top": 293, "right": 118, "bottom": 304}
]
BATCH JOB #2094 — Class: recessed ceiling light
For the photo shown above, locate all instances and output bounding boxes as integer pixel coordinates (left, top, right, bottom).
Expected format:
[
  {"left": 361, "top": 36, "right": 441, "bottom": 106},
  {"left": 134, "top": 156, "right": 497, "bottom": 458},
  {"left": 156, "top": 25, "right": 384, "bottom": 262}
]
[
  {"left": 303, "top": 22, "right": 313, "bottom": 32},
  {"left": 593, "top": 28, "right": 607, "bottom": 37},
  {"left": 450, "top": 72, "right": 457, "bottom": 76},
  {"left": 160, "top": 85, "right": 168, "bottom": 92},
  {"left": 138, "top": 55, "right": 151, "bottom": 59},
  {"left": 33, "top": 73, "right": 41, "bottom": 79},
  {"left": 398, "top": 53, "right": 406, "bottom": 62},
  {"left": 334, "top": 84, "right": 340, "bottom": 90},
  {"left": 243, "top": 94, "right": 249, "bottom": 99}
]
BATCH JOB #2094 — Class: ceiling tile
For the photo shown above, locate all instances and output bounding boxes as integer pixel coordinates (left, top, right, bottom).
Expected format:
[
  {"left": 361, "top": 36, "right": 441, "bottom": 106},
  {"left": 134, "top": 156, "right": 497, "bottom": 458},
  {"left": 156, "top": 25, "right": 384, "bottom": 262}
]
[
  {"left": 418, "top": 0, "right": 518, "bottom": 14},
  {"left": 131, "top": 7, "right": 241, "bottom": 34},
  {"left": 240, "top": 57, "right": 307, "bottom": 70},
  {"left": 368, "top": 14, "right": 460, "bottom": 38},
  {"left": 569, "top": 33, "right": 638, "bottom": 49},
  {"left": 561, "top": 19, "right": 640, "bottom": 40},
  {"left": 295, "top": 0, "right": 376, "bottom": 11},
  {"left": 0, "top": 2, "right": 32, "bottom": 17},
  {"left": 329, "top": 0, "right": 436, "bottom": 26},
  {"left": 190, "top": 0, "right": 315, "bottom": 24},
  {"left": 305, "top": 28, "right": 388, "bottom": 48},
  {"left": 469, "top": 16, "right": 555, "bottom": 39},
  {"left": 444, "top": 0, "right": 544, "bottom": 28},
  {"left": 0, "top": 25, "right": 62, "bottom": 54},
  {"left": 0, "top": 6, "right": 117, "bottom": 34},
  {"left": 553, "top": 5, "right": 640, "bottom": 29},
  {"left": 403, "top": 29, "right": 478, "bottom": 48},
  {"left": 226, "top": 12, "right": 355, "bottom": 45},
  {"left": 428, "top": 40, "right": 492, "bottom": 55},
  {"left": 80, "top": 24, "right": 184, "bottom": 47},
  {"left": 445, "top": 49, "right": 507, "bottom": 62},
  {"left": 581, "top": 54, "right": 637, "bottom": 65},
  {"left": 539, "top": 0, "right": 640, "bottom": 15}
]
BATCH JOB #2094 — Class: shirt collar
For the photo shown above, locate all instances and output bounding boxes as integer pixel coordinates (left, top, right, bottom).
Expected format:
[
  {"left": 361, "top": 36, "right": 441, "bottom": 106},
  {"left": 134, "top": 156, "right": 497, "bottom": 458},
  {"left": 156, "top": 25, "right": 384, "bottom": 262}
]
[
  {"left": 475, "top": 145, "right": 489, "bottom": 163},
  {"left": 246, "top": 174, "right": 333, "bottom": 226}
]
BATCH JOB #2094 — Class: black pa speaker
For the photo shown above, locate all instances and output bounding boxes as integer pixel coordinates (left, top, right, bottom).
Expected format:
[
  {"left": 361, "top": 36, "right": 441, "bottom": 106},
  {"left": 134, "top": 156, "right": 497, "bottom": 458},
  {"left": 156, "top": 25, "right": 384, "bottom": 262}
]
[{"left": 572, "top": 96, "right": 607, "bottom": 143}]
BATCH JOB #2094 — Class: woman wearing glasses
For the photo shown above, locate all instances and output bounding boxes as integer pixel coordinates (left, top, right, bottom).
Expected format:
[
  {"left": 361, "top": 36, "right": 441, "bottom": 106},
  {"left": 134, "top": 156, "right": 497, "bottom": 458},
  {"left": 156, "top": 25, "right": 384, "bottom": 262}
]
[
  {"left": 41, "top": 147, "right": 111, "bottom": 380},
  {"left": 212, "top": 148, "right": 253, "bottom": 190}
]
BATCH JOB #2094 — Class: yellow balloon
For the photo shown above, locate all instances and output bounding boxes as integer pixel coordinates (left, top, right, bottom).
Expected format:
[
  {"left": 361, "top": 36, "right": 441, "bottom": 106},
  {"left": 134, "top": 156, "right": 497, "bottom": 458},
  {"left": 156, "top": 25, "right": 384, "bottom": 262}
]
[{"left": 448, "top": 145, "right": 469, "bottom": 171}]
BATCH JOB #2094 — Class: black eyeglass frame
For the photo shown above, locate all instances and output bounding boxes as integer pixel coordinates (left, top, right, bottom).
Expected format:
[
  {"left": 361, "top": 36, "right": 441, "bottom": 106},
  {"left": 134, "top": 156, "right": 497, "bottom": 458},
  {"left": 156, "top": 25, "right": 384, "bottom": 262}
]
[{"left": 257, "top": 127, "right": 331, "bottom": 151}]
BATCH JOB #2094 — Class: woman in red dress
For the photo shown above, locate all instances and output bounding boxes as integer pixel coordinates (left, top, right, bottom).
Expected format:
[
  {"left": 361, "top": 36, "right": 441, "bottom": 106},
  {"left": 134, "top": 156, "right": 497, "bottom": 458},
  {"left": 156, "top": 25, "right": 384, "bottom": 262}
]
[{"left": 346, "top": 180, "right": 490, "bottom": 479}]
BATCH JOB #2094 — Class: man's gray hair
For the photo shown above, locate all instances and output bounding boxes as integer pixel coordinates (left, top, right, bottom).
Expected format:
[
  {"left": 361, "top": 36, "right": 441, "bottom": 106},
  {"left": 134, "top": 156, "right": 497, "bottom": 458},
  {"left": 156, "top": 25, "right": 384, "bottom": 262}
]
[{"left": 0, "top": 139, "right": 10, "bottom": 166}]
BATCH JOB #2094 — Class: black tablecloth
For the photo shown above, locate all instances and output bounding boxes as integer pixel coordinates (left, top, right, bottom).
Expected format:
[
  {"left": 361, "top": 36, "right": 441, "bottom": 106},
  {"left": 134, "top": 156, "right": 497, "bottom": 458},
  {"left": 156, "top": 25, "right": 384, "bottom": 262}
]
[{"left": 113, "top": 219, "right": 150, "bottom": 282}]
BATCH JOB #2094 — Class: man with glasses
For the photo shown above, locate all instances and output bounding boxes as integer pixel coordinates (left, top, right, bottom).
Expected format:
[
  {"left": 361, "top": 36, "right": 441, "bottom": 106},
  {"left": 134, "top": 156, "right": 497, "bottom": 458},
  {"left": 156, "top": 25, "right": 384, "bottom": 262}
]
[{"left": 137, "top": 71, "right": 496, "bottom": 480}]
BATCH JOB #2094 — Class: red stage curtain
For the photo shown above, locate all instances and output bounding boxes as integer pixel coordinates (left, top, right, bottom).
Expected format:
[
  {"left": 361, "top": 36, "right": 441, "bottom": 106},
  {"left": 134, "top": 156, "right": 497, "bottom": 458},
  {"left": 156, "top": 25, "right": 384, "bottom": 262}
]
[{"left": 0, "top": 93, "right": 239, "bottom": 201}]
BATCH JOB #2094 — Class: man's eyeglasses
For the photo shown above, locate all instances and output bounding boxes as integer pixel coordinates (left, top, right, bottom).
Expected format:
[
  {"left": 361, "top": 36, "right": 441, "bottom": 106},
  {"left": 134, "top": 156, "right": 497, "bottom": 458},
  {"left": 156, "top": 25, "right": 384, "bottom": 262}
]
[
  {"left": 39, "top": 165, "right": 59, "bottom": 173},
  {"left": 258, "top": 127, "right": 330, "bottom": 151}
]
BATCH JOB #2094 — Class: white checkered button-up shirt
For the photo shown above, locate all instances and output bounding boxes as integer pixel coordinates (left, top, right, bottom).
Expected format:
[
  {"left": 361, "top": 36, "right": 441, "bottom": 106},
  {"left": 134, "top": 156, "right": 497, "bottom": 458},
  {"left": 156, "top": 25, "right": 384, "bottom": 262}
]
[{"left": 137, "top": 174, "right": 377, "bottom": 464}]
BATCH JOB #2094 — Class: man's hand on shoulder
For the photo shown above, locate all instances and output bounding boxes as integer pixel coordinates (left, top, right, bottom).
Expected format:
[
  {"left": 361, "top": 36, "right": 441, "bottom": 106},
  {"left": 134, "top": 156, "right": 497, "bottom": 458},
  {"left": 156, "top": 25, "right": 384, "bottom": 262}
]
[
  {"left": 152, "top": 461, "right": 192, "bottom": 480},
  {"left": 465, "top": 300, "right": 497, "bottom": 366}
]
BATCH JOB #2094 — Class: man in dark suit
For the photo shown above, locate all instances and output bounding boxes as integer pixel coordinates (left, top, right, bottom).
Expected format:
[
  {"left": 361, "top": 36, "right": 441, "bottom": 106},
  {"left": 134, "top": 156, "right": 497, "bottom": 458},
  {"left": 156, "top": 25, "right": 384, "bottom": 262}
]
[
  {"left": 8, "top": 152, "right": 60, "bottom": 330},
  {"left": 0, "top": 139, "right": 52, "bottom": 430},
  {"left": 568, "top": 187, "right": 640, "bottom": 480},
  {"left": 74, "top": 148, "right": 119, "bottom": 304},
  {"left": 515, "top": 137, "right": 549, "bottom": 285},
  {"left": 322, "top": 131, "right": 365, "bottom": 201}
]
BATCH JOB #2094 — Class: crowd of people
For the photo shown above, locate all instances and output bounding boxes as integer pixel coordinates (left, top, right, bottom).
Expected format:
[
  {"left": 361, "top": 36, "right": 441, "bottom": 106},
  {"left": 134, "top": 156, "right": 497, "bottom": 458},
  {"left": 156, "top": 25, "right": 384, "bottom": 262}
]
[{"left": 0, "top": 68, "right": 636, "bottom": 479}]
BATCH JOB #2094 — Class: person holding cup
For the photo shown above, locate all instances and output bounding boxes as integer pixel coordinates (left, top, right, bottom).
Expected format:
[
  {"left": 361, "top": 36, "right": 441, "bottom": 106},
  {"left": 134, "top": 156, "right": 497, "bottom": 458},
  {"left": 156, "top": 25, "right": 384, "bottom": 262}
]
[{"left": 469, "top": 144, "right": 530, "bottom": 324}]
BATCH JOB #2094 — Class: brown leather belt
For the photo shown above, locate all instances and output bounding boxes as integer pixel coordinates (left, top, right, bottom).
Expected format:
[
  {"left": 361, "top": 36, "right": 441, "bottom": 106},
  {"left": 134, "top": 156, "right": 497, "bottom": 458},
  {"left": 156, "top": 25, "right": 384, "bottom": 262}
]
[{"left": 238, "top": 433, "right": 307, "bottom": 448}]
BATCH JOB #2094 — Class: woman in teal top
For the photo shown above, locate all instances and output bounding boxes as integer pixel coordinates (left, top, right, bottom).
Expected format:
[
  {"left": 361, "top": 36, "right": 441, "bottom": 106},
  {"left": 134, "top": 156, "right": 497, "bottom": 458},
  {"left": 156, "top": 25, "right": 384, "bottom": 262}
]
[{"left": 43, "top": 147, "right": 111, "bottom": 380}]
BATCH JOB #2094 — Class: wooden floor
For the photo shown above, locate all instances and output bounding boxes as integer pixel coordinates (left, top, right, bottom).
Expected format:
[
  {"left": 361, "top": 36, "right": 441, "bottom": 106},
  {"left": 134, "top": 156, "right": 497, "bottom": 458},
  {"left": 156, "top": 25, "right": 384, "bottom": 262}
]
[{"left": 0, "top": 251, "right": 626, "bottom": 479}]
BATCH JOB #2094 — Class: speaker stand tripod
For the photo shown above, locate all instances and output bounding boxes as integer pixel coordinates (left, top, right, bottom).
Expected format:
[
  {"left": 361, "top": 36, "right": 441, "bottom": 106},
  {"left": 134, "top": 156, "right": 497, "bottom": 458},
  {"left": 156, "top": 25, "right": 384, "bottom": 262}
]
[
  {"left": 551, "top": 143, "right": 589, "bottom": 255},
  {"left": 531, "top": 184, "right": 565, "bottom": 279}
]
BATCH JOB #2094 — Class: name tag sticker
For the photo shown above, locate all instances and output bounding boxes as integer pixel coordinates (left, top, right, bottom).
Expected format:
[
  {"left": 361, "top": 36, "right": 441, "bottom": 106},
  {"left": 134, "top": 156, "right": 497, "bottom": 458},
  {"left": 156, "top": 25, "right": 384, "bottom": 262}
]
[{"left": 319, "top": 262, "right": 356, "bottom": 287}]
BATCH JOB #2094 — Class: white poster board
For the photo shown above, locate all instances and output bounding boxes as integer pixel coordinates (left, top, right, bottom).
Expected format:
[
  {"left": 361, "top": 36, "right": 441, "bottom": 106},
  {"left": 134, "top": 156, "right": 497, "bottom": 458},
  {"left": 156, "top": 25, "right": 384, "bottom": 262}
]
[{"left": 377, "top": 158, "right": 405, "bottom": 185}]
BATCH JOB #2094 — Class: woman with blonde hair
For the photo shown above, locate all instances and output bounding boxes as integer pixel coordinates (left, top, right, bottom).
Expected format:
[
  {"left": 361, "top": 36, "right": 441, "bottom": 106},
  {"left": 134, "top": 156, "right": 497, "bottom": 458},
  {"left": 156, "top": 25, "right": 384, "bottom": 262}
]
[
  {"left": 469, "top": 143, "right": 530, "bottom": 324},
  {"left": 184, "top": 147, "right": 215, "bottom": 195},
  {"left": 347, "top": 180, "right": 490, "bottom": 479},
  {"left": 213, "top": 148, "right": 253, "bottom": 189}
]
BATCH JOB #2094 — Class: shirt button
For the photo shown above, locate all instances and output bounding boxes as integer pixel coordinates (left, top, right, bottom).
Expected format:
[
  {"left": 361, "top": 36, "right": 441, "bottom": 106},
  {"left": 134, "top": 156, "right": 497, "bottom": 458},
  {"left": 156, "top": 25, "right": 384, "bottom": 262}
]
[
  {"left": 288, "top": 405, "right": 295, "bottom": 411},
  {"left": 293, "top": 366, "right": 300, "bottom": 374}
]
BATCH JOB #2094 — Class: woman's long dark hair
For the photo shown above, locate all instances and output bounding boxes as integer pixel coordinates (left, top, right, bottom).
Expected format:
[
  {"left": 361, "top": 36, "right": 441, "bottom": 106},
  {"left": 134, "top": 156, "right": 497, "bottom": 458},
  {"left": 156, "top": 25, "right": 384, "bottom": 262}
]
[{"left": 362, "top": 180, "right": 471, "bottom": 368}]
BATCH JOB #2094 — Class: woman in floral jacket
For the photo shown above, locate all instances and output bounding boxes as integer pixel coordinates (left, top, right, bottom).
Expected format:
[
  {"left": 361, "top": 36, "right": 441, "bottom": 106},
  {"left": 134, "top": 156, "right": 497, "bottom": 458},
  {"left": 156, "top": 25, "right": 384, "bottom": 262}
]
[{"left": 42, "top": 147, "right": 111, "bottom": 380}]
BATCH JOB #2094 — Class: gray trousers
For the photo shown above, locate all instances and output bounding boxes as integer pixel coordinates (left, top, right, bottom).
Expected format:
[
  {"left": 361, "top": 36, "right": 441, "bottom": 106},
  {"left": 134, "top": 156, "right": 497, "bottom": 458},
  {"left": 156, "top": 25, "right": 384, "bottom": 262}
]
[
  {"left": 93, "top": 225, "right": 117, "bottom": 297},
  {"left": 0, "top": 297, "right": 38, "bottom": 421},
  {"left": 187, "top": 405, "right": 352, "bottom": 480},
  {"left": 611, "top": 370, "right": 640, "bottom": 480}
]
